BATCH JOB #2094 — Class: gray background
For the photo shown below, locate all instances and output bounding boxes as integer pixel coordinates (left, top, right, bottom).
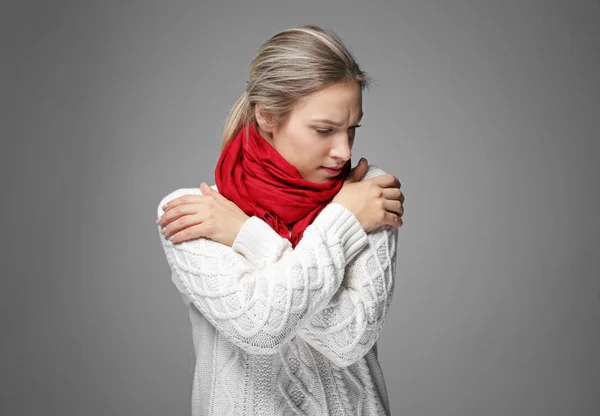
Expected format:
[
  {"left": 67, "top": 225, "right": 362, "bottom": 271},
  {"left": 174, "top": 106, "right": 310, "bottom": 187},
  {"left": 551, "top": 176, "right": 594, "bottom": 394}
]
[{"left": 2, "top": 0, "right": 599, "bottom": 415}]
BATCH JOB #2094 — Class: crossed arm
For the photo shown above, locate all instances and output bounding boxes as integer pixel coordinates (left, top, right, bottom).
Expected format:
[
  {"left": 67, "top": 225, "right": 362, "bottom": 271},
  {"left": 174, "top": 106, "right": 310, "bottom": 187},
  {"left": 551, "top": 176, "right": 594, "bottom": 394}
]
[{"left": 156, "top": 168, "right": 398, "bottom": 367}]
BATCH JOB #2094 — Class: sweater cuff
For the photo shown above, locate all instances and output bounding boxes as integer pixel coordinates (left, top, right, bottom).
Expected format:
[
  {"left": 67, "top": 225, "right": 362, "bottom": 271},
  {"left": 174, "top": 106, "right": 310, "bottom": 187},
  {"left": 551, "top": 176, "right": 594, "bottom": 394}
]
[
  {"left": 311, "top": 203, "right": 368, "bottom": 263},
  {"left": 232, "top": 216, "right": 288, "bottom": 268}
]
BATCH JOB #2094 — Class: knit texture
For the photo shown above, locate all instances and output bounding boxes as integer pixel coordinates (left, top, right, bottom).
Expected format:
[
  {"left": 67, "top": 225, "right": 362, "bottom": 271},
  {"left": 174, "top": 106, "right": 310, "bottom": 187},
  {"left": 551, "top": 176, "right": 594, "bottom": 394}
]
[{"left": 157, "top": 165, "right": 398, "bottom": 416}]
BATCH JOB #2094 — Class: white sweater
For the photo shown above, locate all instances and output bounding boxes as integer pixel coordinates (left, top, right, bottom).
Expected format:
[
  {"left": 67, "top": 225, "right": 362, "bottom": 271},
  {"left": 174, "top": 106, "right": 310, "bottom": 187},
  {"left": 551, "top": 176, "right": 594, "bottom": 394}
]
[{"left": 157, "top": 165, "right": 398, "bottom": 416}]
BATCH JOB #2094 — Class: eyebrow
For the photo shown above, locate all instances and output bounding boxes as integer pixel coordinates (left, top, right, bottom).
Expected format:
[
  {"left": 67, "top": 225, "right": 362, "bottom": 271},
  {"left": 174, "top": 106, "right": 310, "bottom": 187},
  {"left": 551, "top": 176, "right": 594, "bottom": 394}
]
[{"left": 311, "top": 112, "right": 364, "bottom": 126}]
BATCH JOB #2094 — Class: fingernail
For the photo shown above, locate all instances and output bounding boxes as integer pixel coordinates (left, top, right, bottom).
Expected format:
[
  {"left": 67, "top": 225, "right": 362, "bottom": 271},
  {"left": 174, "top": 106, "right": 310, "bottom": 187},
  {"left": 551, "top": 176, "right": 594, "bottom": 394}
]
[
  {"left": 155, "top": 218, "right": 160, "bottom": 224},
  {"left": 162, "top": 204, "right": 168, "bottom": 210},
  {"left": 359, "top": 158, "right": 365, "bottom": 164}
]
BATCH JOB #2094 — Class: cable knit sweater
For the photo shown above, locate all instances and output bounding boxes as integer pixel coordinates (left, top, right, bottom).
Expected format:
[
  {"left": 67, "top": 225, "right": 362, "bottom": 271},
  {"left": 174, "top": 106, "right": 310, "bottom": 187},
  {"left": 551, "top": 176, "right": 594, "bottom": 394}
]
[{"left": 156, "top": 165, "right": 398, "bottom": 416}]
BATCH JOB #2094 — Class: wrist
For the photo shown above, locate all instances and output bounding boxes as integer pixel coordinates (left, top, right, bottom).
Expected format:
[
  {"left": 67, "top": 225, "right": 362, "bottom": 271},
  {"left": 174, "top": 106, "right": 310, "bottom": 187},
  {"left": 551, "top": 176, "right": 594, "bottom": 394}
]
[
  {"left": 232, "top": 215, "right": 289, "bottom": 268},
  {"left": 229, "top": 214, "right": 250, "bottom": 247}
]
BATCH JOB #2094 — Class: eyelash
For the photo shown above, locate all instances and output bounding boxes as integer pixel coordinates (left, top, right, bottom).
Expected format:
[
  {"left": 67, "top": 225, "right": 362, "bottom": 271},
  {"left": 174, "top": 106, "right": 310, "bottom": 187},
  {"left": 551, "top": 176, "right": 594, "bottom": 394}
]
[{"left": 316, "top": 124, "right": 362, "bottom": 135}]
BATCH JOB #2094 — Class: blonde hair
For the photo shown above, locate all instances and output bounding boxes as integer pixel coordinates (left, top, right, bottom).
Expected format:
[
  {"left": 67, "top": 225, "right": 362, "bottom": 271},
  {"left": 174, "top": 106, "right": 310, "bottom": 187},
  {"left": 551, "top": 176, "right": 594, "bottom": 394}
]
[{"left": 220, "top": 24, "right": 370, "bottom": 151}]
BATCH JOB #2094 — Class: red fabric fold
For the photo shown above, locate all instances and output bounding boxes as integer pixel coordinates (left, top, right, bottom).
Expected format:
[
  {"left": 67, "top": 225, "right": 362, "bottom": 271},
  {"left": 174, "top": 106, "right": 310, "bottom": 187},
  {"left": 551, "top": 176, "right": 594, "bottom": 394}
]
[{"left": 215, "top": 123, "right": 351, "bottom": 247}]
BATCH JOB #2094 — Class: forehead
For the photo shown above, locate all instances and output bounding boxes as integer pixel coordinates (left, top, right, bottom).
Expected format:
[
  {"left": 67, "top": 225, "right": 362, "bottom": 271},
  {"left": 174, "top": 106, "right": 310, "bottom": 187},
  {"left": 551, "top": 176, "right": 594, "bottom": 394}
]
[{"left": 292, "top": 81, "right": 362, "bottom": 120}]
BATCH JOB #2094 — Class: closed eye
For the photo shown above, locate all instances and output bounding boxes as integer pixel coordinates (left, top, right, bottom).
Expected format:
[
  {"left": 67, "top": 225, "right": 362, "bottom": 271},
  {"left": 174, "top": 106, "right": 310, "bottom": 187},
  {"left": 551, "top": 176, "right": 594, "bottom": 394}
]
[
  {"left": 316, "top": 128, "right": 332, "bottom": 135},
  {"left": 316, "top": 124, "right": 361, "bottom": 135}
]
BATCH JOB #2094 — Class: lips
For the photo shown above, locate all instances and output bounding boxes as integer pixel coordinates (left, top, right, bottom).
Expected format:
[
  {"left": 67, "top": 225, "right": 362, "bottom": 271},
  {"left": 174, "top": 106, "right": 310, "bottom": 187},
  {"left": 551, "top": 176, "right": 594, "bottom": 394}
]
[{"left": 321, "top": 166, "right": 343, "bottom": 175}]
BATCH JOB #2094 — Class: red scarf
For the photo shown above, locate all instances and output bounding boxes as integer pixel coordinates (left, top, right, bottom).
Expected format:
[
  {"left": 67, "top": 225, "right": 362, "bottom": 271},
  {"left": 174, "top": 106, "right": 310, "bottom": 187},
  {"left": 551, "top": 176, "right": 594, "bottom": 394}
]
[{"left": 215, "top": 123, "right": 351, "bottom": 247}]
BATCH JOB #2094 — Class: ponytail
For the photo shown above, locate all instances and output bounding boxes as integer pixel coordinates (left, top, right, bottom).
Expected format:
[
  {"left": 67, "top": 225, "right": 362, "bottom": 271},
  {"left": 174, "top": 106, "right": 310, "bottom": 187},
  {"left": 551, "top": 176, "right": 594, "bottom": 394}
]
[{"left": 221, "top": 90, "right": 253, "bottom": 152}]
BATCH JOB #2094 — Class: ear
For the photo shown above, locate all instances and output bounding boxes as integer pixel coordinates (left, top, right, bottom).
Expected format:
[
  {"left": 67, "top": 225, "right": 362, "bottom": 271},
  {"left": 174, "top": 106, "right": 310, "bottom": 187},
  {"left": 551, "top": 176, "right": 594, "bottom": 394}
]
[{"left": 254, "top": 104, "right": 277, "bottom": 134}]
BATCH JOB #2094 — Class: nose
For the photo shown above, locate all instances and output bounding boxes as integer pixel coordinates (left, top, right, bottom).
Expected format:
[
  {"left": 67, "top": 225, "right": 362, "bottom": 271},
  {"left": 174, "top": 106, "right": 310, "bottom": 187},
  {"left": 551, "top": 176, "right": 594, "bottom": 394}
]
[{"left": 329, "top": 133, "right": 352, "bottom": 162}]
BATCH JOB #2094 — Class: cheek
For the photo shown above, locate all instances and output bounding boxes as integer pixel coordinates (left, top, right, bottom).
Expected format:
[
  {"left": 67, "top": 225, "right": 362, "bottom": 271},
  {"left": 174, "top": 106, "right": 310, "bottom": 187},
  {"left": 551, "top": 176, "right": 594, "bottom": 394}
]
[
  {"left": 295, "top": 136, "right": 325, "bottom": 160},
  {"left": 301, "top": 144, "right": 327, "bottom": 167}
]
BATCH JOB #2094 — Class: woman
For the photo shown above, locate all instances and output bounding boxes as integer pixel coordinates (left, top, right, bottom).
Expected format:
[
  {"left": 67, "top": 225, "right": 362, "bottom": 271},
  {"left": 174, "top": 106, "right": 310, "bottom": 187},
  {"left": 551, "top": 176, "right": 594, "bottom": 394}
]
[{"left": 156, "top": 25, "right": 405, "bottom": 416}]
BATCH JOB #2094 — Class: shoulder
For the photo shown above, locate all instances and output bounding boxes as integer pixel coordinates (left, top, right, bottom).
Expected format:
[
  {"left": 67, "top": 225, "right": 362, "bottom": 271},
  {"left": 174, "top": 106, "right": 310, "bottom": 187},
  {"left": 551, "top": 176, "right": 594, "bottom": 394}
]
[
  {"left": 361, "top": 164, "right": 398, "bottom": 235},
  {"left": 156, "top": 184, "right": 218, "bottom": 217},
  {"left": 362, "top": 164, "right": 391, "bottom": 181}
]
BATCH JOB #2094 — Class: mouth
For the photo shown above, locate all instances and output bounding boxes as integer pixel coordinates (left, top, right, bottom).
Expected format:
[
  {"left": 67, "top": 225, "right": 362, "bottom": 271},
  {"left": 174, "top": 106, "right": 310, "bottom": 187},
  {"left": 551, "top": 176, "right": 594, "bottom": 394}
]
[{"left": 321, "top": 166, "right": 343, "bottom": 175}]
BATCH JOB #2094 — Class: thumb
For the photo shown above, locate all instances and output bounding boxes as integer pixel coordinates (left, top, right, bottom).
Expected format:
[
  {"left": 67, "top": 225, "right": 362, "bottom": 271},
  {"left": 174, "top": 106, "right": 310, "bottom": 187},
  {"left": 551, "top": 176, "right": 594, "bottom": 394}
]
[
  {"left": 200, "top": 182, "right": 215, "bottom": 195},
  {"left": 345, "top": 158, "right": 368, "bottom": 183}
]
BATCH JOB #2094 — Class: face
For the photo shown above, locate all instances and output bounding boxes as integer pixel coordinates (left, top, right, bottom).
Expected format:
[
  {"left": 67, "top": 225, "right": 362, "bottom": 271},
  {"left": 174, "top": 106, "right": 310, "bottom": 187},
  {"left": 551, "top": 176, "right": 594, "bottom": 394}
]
[{"left": 255, "top": 80, "right": 363, "bottom": 184}]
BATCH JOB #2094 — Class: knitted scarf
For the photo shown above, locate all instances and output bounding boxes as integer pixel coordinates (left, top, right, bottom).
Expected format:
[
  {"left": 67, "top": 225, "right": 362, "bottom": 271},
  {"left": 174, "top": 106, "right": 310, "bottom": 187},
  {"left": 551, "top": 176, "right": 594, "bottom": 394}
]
[{"left": 215, "top": 123, "right": 351, "bottom": 248}]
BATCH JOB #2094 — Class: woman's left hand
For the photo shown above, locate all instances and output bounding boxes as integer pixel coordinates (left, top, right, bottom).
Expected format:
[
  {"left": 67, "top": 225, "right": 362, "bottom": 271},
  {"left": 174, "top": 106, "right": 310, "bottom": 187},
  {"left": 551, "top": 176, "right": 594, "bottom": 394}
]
[{"left": 157, "top": 182, "right": 250, "bottom": 247}]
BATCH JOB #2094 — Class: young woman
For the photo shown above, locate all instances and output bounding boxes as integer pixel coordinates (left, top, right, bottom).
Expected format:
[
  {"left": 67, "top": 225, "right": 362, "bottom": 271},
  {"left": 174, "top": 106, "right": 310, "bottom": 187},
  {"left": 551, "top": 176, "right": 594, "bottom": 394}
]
[{"left": 156, "top": 25, "right": 405, "bottom": 416}]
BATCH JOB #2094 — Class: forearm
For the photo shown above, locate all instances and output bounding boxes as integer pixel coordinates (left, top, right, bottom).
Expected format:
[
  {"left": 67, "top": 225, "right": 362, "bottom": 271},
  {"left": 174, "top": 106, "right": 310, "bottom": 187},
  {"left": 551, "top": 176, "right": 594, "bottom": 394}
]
[
  {"left": 227, "top": 164, "right": 400, "bottom": 366},
  {"left": 157, "top": 189, "right": 368, "bottom": 354},
  {"left": 299, "top": 225, "right": 398, "bottom": 366},
  {"left": 232, "top": 213, "right": 399, "bottom": 366}
]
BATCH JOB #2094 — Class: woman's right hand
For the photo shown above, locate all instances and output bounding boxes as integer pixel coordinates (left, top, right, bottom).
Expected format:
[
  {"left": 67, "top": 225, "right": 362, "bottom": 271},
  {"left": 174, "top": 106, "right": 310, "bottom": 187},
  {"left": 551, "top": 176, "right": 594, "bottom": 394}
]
[{"left": 332, "top": 158, "right": 404, "bottom": 233}]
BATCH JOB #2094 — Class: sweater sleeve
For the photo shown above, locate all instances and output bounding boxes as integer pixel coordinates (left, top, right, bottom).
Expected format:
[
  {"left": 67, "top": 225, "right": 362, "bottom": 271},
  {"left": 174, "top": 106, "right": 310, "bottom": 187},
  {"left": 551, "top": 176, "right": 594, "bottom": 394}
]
[
  {"left": 231, "top": 165, "right": 399, "bottom": 367},
  {"left": 298, "top": 225, "right": 398, "bottom": 367},
  {"left": 157, "top": 191, "right": 368, "bottom": 355},
  {"left": 233, "top": 217, "right": 398, "bottom": 367}
]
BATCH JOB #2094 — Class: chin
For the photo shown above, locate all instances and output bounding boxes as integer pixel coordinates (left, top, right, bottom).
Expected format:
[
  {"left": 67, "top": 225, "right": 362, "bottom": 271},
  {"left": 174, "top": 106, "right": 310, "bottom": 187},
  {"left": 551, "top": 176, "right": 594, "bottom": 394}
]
[
  {"left": 298, "top": 175, "right": 322, "bottom": 184},
  {"left": 310, "top": 176, "right": 336, "bottom": 185}
]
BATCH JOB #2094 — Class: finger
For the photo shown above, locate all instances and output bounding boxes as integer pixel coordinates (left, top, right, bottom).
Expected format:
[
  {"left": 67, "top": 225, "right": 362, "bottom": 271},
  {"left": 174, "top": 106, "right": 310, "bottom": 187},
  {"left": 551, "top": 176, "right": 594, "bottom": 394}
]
[
  {"left": 162, "top": 194, "right": 204, "bottom": 213},
  {"left": 200, "top": 182, "right": 213, "bottom": 195},
  {"left": 158, "top": 203, "right": 203, "bottom": 227},
  {"left": 161, "top": 213, "right": 204, "bottom": 239},
  {"left": 168, "top": 223, "right": 207, "bottom": 244},
  {"left": 384, "top": 211, "right": 403, "bottom": 228},
  {"left": 371, "top": 174, "right": 400, "bottom": 189},
  {"left": 345, "top": 158, "right": 367, "bottom": 183},
  {"left": 385, "top": 187, "right": 404, "bottom": 205},
  {"left": 355, "top": 158, "right": 368, "bottom": 180},
  {"left": 200, "top": 181, "right": 225, "bottom": 200},
  {"left": 383, "top": 199, "right": 404, "bottom": 217},
  {"left": 354, "top": 158, "right": 368, "bottom": 178},
  {"left": 381, "top": 187, "right": 402, "bottom": 202}
]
